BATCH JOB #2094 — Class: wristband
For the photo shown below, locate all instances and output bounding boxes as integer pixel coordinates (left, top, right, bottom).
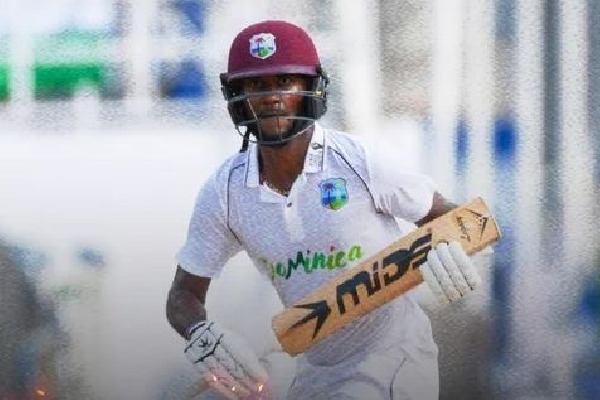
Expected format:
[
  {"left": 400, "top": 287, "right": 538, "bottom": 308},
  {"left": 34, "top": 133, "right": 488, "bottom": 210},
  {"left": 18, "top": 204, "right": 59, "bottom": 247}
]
[{"left": 185, "top": 321, "right": 206, "bottom": 341}]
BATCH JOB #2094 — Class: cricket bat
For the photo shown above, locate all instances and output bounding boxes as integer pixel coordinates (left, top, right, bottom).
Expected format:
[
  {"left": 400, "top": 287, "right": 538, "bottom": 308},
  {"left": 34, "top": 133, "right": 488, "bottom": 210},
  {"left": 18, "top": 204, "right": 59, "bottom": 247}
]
[{"left": 272, "top": 197, "right": 501, "bottom": 356}]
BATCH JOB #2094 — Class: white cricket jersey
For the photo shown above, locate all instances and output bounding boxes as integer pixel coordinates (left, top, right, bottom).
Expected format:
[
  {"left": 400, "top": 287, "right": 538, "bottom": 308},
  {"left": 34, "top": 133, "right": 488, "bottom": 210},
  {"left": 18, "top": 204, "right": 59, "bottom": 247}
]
[{"left": 177, "top": 123, "right": 438, "bottom": 366}]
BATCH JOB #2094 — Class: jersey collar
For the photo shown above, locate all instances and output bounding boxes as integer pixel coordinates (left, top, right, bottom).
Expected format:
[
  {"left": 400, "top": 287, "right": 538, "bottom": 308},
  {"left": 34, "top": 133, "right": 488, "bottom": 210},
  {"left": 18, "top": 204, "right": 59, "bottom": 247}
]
[{"left": 244, "top": 122, "right": 326, "bottom": 188}]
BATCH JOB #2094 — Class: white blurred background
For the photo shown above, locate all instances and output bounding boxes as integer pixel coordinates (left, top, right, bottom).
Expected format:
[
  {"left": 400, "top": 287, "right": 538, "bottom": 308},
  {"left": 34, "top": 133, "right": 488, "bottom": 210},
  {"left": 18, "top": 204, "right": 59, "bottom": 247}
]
[{"left": 0, "top": 1, "right": 599, "bottom": 399}]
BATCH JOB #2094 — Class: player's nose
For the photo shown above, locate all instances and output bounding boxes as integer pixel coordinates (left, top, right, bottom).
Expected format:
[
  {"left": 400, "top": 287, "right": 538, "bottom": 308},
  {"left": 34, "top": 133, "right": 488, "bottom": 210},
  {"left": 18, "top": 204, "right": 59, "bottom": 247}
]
[{"left": 258, "top": 91, "right": 286, "bottom": 111}]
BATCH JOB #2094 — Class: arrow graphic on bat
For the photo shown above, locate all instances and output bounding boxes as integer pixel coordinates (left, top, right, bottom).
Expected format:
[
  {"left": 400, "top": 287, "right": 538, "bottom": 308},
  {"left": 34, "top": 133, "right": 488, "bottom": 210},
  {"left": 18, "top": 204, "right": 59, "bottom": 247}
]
[
  {"left": 291, "top": 300, "right": 331, "bottom": 339},
  {"left": 465, "top": 209, "right": 490, "bottom": 240}
]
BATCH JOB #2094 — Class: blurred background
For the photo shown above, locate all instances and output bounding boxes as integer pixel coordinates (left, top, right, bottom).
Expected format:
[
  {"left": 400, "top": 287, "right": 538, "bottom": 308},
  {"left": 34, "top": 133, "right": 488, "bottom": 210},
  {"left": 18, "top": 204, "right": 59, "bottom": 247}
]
[{"left": 0, "top": 0, "right": 598, "bottom": 399}]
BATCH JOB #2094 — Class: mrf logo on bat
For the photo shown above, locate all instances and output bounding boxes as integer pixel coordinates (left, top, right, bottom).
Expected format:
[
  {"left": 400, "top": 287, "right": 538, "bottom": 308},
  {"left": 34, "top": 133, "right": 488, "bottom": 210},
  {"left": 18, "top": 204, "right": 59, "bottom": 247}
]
[{"left": 291, "top": 232, "right": 433, "bottom": 339}]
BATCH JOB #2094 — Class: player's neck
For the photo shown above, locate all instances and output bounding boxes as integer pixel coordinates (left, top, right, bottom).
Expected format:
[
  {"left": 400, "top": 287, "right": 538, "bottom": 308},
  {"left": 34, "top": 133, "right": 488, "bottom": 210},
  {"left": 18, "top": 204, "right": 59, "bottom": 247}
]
[{"left": 258, "top": 130, "right": 313, "bottom": 193}]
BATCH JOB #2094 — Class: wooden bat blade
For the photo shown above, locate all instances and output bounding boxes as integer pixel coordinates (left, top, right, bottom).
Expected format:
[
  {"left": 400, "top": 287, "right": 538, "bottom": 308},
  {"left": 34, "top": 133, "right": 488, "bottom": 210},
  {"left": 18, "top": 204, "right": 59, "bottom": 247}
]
[{"left": 272, "top": 197, "right": 501, "bottom": 356}]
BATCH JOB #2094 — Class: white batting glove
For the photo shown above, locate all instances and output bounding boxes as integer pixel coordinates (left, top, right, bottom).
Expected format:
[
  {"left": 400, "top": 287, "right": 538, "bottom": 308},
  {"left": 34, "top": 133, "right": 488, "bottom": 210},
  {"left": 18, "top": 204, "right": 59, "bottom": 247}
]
[
  {"left": 420, "top": 241, "right": 482, "bottom": 304},
  {"left": 185, "top": 321, "right": 269, "bottom": 399}
]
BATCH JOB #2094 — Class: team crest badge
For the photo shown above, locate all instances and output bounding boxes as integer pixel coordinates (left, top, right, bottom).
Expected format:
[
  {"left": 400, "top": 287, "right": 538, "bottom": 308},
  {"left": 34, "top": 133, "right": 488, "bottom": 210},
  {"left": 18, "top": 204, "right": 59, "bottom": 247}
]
[
  {"left": 320, "top": 178, "right": 348, "bottom": 210},
  {"left": 249, "top": 33, "right": 276, "bottom": 59}
]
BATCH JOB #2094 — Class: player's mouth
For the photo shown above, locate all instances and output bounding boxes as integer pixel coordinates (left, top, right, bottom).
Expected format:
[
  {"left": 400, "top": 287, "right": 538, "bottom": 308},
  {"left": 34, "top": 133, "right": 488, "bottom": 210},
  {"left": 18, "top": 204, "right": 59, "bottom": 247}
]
[{"left": 259, "top": 111, "right": 288, "bottom": 118}]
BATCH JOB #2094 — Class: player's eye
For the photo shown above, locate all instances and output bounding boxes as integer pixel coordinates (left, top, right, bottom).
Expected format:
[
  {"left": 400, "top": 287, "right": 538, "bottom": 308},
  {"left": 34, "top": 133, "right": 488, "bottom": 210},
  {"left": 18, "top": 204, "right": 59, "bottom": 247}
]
[
  {"left": 245, "top": 79, "right": 260, "bottom": 90},
  {"left": 278, "top": 76, "right": 295, "bottom": 86}
]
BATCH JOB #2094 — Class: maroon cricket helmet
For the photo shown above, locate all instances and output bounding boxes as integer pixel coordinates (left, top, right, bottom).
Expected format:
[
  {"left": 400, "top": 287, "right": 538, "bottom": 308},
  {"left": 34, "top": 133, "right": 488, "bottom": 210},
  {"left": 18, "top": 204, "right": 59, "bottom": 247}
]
[{"left": 222, "top": 20, "right": 321, "bottom": 81}]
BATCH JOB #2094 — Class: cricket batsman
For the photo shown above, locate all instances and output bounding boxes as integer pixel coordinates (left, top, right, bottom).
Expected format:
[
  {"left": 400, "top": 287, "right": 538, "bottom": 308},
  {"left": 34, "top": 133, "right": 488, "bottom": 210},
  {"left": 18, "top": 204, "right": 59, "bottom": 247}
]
[{"left": 166, "top": 20, "right": 485, "bottom": 399}]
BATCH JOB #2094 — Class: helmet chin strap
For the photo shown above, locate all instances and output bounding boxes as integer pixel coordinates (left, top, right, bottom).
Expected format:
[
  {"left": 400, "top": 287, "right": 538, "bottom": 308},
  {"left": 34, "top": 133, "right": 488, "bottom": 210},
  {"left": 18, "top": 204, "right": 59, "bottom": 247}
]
[{"left": 262, "top": 121, "right": 313, "bottom": 147}]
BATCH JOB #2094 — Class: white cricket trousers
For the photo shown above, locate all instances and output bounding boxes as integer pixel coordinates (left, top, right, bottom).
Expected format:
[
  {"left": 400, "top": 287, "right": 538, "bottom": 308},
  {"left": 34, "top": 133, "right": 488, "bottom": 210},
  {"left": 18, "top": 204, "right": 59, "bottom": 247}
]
[{"left": 285, "top": 341, "right": 439, "bottom": 400}]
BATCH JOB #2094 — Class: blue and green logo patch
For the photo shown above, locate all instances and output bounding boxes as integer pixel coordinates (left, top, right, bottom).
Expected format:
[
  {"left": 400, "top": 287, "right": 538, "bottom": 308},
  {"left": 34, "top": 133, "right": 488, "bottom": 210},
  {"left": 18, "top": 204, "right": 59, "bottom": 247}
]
[
  {"left": 249, "top": 33, "right": 276, "bottom": 59},
  {"left": 320, "top": 178, "right": 348, "bottom": 210}
]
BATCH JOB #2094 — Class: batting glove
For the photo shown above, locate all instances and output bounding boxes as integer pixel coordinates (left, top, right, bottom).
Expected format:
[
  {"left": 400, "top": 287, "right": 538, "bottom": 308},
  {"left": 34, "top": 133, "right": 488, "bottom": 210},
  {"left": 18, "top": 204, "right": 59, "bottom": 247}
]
[
  {"left": 185, "top": 321, "right": 269, "bottom": 399},
  {"left": 420, "top": 241, "right": 482, "bottom": 304}
]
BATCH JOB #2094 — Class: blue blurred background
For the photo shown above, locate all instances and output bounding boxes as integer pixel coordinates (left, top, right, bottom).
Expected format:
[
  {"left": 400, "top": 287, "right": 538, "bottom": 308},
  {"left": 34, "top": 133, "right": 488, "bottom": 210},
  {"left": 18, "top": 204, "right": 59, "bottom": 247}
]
[{"left": 0, "top": 1, "right": 598, "bottom": 399}]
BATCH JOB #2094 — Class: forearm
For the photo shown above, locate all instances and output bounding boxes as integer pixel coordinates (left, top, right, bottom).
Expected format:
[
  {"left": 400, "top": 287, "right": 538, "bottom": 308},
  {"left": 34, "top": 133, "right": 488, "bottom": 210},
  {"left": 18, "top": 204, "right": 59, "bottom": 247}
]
[
  {"left": 166, "top": 288, "right": 208, "bottom": 339},
  {"left": 415, "top": 191, "right": 458, "bottom": 226}
]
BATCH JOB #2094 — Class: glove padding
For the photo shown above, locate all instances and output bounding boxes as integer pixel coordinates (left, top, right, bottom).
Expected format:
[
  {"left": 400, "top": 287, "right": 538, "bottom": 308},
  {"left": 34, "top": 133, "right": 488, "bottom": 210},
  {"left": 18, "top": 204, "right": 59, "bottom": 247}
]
[
  {"left": 185, "top": 321, "right": 268, "bottom": 399},
  {"left": 420, "top": 241, "right": 482, "bottom": 304}
]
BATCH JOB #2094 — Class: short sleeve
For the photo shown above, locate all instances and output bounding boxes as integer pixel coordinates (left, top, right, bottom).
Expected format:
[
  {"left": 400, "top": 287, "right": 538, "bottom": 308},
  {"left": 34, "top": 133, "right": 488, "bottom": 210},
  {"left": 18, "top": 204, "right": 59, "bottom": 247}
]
[
  {"left": 175, "top": 172, "right": 242, "bottom": 278},
  {"left": 364, "top": 141, "right": 437, "bottom": 223}
]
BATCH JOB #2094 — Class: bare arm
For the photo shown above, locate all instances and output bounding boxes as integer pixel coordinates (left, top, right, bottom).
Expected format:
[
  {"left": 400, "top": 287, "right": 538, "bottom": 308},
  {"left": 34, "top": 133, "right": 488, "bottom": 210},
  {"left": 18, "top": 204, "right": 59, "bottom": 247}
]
[
  {"left": 166, "top": 265, "right": 211, "bottom": 340},
  {"left": 415, "top": 191, "right": 458, "bottom": 227}
]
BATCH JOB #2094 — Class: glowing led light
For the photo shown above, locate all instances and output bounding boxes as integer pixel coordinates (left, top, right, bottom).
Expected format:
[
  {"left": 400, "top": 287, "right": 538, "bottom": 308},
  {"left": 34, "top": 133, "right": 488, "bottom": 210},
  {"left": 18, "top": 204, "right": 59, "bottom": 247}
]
[
  {"left": 35, "top": 389, "right": 46, "bottom": 396},
  {"left": 231, "top": 386, "right": 236, "bottom": 392},
  {"left": 258, "top": 384, "right": 264, "bottom": 392}
]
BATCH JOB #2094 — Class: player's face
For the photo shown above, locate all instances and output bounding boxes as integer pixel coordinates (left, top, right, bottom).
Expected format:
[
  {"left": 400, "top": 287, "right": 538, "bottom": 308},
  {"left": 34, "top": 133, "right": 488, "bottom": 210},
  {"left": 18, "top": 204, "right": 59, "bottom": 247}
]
[{"left": 241, "top": 75, "right": 308, "bottom": 137}]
